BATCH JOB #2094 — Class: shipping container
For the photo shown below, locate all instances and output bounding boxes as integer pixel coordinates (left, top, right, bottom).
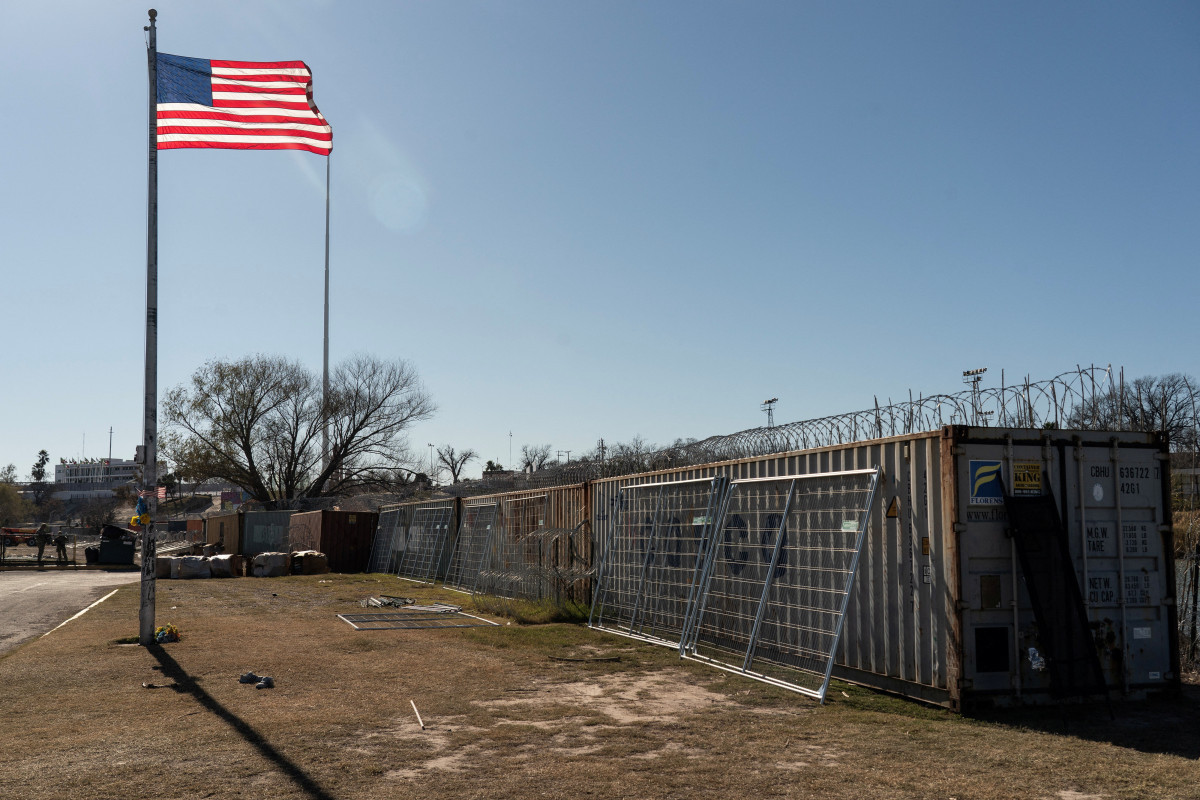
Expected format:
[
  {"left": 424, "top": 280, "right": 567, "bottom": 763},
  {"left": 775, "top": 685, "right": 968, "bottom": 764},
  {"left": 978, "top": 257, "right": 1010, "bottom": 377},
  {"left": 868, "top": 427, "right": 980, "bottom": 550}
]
[
  {"left": 242, "top": 511, "right": 297, "bottom": 558},
  {"left": 591, "top": 426, "right": 1177, "bottom": 709},
  {"left": 289, "top": 510, "right": 379, "bottom": 573},
  {"left": 204, "top": 513, "right": 242, "bottom": 556}
]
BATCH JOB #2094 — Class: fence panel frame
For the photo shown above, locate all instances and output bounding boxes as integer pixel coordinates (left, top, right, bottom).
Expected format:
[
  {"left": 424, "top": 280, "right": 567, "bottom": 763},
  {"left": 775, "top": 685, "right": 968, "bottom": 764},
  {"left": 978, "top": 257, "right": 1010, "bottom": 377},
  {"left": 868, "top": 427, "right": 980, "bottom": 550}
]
[
  {"left": 682, "top": 467, "right": 881, "bottom": 702},
  {"left": 589, "top": 476, "right": 727, "bottom": 650}
]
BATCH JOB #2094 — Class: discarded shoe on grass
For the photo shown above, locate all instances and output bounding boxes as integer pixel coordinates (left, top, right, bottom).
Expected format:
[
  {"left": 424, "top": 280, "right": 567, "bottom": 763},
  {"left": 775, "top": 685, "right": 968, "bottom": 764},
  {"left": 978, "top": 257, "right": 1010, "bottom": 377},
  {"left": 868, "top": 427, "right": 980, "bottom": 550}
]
[
  {"left": 238, "top": 672, "right": 261, "bottom": 684},
  {"left": 255, "top": 676, "right": 274, "bottom": 689}
]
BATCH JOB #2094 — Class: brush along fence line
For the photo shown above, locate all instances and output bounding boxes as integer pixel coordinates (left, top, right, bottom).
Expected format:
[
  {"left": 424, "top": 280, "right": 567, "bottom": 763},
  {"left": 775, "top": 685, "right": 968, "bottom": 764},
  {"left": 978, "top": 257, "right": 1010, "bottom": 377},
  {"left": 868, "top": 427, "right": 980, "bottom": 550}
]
[{"left": 369, "top": 425, "right": 1180, "bottom": 710}]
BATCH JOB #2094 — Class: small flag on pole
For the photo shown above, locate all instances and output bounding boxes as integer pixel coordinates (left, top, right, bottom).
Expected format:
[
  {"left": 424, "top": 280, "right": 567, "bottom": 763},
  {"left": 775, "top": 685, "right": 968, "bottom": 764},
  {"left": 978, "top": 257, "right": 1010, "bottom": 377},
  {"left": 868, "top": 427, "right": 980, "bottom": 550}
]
[
  {"left": 156, "top": 53, "right": 332, "bottom": 155},
  {"left": 156, "top": 487, "right": 167, "bottom": 500}
]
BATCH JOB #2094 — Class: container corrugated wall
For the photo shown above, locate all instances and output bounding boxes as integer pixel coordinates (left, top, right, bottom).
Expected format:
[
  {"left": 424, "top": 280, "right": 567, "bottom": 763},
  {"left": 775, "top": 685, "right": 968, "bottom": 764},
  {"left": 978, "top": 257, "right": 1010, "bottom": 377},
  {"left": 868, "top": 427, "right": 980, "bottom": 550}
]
[
  {"left": 289, "top": 511, "right": 322, "bottom": 553},
  {"left": 204, "top": 513, "right": 242, "bottom": 555},
  {"left": 242, "top": 511, "right": 297, "bottom": 558},
  {"left": 946, "top": 426, "right": 1177, "bottom": 708},
  {"left": 458, "top": 483, "right": 593, "bottom": 602},
  {"left": 591, "top": 425, "right": 1178, "bottom": 709},
  {"left": 591, "top": 431, "right": 954, "bottom": 705},
  {"left": 289, "top": 510, "right": 378, "bottom": 573}
]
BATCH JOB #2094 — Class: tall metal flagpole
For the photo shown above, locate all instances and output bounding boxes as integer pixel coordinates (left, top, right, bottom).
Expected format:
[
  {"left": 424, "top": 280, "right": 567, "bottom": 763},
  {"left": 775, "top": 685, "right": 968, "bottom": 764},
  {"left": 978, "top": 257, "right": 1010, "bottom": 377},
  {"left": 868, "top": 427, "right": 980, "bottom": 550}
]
[
  {"left": 322, "top": 155, "right": 331, "bottom": 485},
  {"left": 140, "top": 8, "right": 159, "bottom": 646}
]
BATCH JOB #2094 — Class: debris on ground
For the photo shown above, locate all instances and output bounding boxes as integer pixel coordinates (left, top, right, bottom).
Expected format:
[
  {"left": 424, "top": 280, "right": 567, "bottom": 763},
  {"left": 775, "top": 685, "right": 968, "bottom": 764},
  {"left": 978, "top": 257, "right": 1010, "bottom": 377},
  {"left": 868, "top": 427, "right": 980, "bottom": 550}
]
[
  {"left": 361, "top": 595, "right": 415, "bottom": 608},
  {"left": 359, "top": 595, "right": 465, "bottom": 614},
  {"left": 238, "top": 671, "right": 274, "bottom": 688}
]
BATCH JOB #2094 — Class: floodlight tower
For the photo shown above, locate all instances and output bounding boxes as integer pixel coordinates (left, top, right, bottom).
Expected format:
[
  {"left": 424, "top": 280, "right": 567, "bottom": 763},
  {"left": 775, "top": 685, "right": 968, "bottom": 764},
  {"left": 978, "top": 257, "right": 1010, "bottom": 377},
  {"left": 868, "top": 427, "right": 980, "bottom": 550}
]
[
  {"left": 962, "top": 368, "right": 987, "bottom": 426},
  {"left": 761, "top": 397, "right": 778, "bottom": 428}
]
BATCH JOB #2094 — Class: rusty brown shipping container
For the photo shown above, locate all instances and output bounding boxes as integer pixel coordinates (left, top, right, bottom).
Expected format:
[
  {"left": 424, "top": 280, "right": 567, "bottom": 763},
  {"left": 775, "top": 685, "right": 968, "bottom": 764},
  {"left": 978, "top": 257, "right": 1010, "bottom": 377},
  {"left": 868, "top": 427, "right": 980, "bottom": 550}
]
[
  {"left": 204, "top": 513, "right": 242, "bottom": 556},
  {"left": 590, "top": 426, "right": 1178, "bottom": 710},
  {"left": 289, "top": 510, "right": 378, "bottom": 573}
]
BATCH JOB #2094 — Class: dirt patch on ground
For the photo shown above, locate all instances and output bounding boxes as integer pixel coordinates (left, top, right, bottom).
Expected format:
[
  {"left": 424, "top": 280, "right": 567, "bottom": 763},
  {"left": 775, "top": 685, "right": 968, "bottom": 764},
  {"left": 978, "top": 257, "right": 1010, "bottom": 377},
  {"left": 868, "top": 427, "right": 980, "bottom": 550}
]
[
  {"left": 479, "top": 668, "right": 727, "bottom": 724},
  {"left": 2, "top": 574, "right": 1199, "bottom": 800}
]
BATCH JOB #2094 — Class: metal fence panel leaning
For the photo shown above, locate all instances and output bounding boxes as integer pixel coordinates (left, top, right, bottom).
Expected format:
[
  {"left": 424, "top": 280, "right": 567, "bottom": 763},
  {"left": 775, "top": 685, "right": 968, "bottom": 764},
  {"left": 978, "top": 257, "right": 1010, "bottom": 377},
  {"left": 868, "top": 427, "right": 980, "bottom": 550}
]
[
  {"left": 589, "top": 477, "right": 727, "bottom": 648},
  {"left": 683, "top": 468, "right": 881, "bottom": 702},
  {"left": 445, "top": 502, "right": 499, "bottom": 593},
  {"left": 396, "top": 503, "right": 455, "bottom": 583},
  {"left": 367, "top": 509, "right": 405, "bottom": 574},
  {"left": 475, "top": 494, "right": 549, "bottom": 599},
  {"left": 472, "top": 488, "right": 593, "bottom": 603}
]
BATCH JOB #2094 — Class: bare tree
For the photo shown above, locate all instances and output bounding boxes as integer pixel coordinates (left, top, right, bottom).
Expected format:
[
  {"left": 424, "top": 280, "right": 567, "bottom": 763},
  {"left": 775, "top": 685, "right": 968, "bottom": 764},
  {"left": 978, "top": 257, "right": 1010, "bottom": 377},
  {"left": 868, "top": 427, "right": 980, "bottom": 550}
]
[
  {"left": 437, "top": 445, "right": 478, "bottom": 484},
  {"left": 1068, "top": 373, "right": 1197, "bottom": 450},
  {"left": 520, "top": 443, "right": 553, "bottom": 471},
  {"left": 163, "top": 354, "right": 435, "bottom": 500}
]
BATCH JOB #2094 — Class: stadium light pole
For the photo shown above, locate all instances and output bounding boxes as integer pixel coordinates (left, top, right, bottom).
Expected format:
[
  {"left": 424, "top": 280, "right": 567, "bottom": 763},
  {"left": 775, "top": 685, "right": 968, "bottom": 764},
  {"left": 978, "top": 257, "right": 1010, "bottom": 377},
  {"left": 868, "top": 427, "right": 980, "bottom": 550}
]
[{"left": 139, "top": 7, "right": 160, "bottom": 647}]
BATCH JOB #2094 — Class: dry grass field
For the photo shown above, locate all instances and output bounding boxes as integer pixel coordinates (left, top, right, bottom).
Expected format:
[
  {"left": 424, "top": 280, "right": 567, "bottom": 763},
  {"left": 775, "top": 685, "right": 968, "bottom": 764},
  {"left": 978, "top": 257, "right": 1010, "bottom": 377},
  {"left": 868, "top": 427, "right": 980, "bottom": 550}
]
[{"left": 2, "top": 573, "right": 1198, "bottom": 800}]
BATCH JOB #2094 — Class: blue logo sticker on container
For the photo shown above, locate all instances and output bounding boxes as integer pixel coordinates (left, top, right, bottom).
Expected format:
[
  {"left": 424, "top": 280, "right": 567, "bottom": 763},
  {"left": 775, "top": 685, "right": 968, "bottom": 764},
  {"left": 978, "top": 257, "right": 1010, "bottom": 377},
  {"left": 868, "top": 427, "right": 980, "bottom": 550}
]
[{"left": 969, "top": 460, "right": 1004, "bottom": 505}]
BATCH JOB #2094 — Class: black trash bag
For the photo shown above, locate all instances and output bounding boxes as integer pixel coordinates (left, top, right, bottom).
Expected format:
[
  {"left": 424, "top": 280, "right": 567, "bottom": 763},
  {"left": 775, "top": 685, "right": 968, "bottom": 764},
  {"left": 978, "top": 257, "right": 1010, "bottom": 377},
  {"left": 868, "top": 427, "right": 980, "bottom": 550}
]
[{"left": 84, "top": 546, "right": 100, "bottom": 564}]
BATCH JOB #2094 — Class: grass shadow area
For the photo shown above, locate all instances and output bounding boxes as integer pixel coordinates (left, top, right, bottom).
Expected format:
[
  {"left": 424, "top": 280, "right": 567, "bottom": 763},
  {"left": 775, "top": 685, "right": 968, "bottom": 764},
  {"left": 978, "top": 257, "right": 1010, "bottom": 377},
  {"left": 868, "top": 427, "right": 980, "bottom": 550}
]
[
  {"left": 966, "top": 684, "right": 1200, "bottom": 759},
  {"left": 145, "top": 644, "right": 338, "bottom": 800}
]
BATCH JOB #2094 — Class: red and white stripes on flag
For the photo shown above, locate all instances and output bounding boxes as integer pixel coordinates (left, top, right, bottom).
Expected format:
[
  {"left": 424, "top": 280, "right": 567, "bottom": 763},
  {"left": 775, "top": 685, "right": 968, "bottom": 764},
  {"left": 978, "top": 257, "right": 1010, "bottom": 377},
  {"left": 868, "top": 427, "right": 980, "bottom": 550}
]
[{"left": 156, "top": 53, "right": 332, "bottom": 155}]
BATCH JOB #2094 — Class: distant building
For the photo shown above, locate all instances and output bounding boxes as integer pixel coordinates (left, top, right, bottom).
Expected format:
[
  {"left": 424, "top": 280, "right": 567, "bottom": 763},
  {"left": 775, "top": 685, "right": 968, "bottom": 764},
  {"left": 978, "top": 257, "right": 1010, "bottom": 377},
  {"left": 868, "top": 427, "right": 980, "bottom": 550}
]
[{"left": 54, "top": 458, "right": 140, "bottom": 485}]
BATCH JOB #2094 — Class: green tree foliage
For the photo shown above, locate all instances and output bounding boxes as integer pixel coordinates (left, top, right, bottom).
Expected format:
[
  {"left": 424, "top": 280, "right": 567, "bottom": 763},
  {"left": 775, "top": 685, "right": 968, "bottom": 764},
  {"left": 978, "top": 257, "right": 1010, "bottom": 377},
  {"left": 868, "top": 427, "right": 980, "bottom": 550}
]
[
  {"left": 0, "top": 483, "right": 29, "bottom": 526},
  {"left": 29, "top": 449, "right": 54, "bottom": 507}
]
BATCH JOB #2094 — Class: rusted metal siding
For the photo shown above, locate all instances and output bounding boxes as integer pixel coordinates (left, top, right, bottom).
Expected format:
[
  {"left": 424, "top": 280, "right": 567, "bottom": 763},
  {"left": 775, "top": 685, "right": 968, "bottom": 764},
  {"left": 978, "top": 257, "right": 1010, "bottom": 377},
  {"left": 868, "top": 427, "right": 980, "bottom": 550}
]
[
  {"left": 289, "top": 510, "right": 378, "bottom": 573},
  {"left": 289, "top": 511, "right": 322, "bottom": 553}
]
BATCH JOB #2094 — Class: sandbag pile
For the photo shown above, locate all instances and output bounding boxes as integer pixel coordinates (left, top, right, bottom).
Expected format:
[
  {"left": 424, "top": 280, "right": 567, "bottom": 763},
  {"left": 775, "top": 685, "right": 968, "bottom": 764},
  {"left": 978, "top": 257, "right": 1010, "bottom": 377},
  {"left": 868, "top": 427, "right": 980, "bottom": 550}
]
[
  {"left": 209, "top": 554, "right": 242, "bottom": 577},
  {"left": 251, "top": 552, "right": 291, "bottom": 577},
  {"left": 154, "top": 554, "right": 244, "bottom": 578},
  {"left": 152, "top": 551, "right": 325, "bottom": 578},
  {"left": 290, "top": 550, "right": 329, "bottom": 575}
]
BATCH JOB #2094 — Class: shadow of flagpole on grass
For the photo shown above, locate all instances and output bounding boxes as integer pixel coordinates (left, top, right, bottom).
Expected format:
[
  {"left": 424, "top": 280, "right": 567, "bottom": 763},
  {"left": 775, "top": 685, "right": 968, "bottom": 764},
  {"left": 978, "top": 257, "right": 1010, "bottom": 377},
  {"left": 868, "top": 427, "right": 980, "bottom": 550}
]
[{"left": 146, "top": 644, "right": 337, "bottom": 800}]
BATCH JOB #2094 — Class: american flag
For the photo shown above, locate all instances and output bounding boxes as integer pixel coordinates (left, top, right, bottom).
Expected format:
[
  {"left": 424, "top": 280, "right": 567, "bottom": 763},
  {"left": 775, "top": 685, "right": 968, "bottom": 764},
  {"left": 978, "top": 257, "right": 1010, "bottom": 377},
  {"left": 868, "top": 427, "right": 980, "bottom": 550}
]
[{"left": 156, "top": 53, "right": 332, "bottom": 155}]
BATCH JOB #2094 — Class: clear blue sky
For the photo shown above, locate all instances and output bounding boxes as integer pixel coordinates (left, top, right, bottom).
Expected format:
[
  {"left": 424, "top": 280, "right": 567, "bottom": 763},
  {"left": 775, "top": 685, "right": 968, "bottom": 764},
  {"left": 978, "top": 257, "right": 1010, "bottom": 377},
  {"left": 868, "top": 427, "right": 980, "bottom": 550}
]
[{"left": 2, "top": 1, "right": 1197, "bottom": 480}]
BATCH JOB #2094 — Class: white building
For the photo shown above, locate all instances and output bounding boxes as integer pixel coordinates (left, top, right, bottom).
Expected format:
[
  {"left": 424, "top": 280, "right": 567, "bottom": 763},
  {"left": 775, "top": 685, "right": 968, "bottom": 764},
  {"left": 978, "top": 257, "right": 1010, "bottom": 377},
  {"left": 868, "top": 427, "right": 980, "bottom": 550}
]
[{"left": 54, "top": 458, "right": 141, "bottom": 485}]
